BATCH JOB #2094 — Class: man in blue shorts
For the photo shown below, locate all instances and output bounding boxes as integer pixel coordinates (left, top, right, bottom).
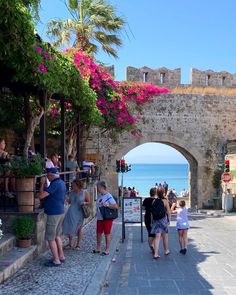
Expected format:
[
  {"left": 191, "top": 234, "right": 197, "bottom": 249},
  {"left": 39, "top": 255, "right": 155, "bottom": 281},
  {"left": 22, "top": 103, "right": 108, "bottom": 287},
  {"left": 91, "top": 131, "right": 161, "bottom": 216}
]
[{"left": 39, "top": 167, "right": 66, "bottom": 267}]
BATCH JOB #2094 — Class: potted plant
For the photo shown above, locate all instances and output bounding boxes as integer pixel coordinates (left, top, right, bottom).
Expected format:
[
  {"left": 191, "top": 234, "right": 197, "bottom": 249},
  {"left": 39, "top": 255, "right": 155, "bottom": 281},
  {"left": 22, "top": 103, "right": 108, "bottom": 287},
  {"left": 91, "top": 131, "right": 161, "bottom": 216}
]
[
  {"left": 10, "top": 154, "right": 43, "bottom": 212},
  {"left": 13, "top": 215, "right": 35, "bottom": 248}
]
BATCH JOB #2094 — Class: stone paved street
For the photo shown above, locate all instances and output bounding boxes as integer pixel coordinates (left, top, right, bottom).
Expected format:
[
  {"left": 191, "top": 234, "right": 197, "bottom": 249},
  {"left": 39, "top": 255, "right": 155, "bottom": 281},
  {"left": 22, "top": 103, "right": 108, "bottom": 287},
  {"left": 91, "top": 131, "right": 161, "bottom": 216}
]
[
  {"left": 101, "top": 213, "right": 236, "bottom": 295},
  {"left": 0, "top": 217, "right": 121, "bottom": 295}
]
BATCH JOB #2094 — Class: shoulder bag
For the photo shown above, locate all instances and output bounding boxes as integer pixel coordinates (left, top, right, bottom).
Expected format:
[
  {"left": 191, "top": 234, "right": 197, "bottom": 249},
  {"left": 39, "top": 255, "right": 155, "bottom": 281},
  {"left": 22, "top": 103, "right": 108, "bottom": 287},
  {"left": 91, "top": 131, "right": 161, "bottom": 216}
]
[
  {"left": 81, "top": 190, "right": 91, "bottom": 219},
  {"left": 99, "top": 196, "right": 118, "bottom": 220}
]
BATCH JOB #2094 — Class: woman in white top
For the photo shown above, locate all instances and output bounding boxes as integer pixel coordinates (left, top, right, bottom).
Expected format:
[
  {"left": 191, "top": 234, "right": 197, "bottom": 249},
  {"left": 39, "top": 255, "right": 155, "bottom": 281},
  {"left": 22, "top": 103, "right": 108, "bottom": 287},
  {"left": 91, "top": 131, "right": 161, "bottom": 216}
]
[
  {"left": 93, "top": 180, "right": 118, "bottom": 256},
  {"left": 173, "top": 200, "right": 189, "bottom": 255}
]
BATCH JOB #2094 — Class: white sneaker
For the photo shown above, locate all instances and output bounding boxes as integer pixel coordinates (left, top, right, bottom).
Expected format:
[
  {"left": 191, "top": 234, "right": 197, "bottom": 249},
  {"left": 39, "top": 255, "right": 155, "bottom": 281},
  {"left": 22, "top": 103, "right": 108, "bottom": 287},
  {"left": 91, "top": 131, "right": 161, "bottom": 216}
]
[{"left": 5, "top": 192, "right": 15, "bottom": 199}]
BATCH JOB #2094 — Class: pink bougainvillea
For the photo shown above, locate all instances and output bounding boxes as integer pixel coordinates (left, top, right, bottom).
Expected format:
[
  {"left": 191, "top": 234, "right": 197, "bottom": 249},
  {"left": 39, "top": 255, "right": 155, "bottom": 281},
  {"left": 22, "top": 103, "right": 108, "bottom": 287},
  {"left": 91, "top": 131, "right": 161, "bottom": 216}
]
[{"left": 63, "top": 49, "right": 170, "bottom": 135}]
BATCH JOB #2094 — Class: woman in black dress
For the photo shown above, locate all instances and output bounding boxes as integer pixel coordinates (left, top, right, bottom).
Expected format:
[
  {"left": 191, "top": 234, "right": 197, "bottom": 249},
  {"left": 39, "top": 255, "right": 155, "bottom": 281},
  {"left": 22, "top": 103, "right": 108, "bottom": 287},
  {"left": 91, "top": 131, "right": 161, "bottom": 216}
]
[{"left": 142, "top": 187, "right": 157, "bottom": 253}]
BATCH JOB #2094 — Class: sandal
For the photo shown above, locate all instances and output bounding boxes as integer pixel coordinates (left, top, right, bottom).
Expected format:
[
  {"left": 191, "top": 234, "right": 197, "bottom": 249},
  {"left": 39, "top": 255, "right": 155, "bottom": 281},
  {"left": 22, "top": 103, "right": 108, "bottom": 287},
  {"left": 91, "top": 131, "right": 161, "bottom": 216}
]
[
  {"left": 74, "top": 246, "right": 81, "bottom": 250},
  {"left": 64, "top": 244, "right": 72, "bottom": 250},
  {"left": 165, "top": 250, "right": 171, "bottom": 255},
  {"left": 92, "top": 249, "right": 101, "bottom": 254},
  {"left": 153, "top": 255, "right": 160, "bottom": 260},
  {"left": 101, "top": 251, "right": 109, "bottom": 256}
]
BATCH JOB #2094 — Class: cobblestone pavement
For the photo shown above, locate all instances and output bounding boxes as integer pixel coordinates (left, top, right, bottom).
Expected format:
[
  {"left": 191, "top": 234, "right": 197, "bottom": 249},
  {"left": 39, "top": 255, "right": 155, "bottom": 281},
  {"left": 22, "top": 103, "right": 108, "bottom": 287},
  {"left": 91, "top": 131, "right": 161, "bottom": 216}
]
[
  {"left": 100, "top": 213, "right": 236, "bottom": 295},
  {"left": 0, "top": 217, "right": 121, "bottom": 295}
]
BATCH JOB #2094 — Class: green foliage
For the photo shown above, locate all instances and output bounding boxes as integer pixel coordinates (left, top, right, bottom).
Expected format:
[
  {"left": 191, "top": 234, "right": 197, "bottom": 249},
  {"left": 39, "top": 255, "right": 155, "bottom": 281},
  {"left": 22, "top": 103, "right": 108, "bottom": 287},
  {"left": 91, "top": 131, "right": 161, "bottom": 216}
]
[
  {"left": 0, "top": 1, "right": 98, "bottom": 130},
  {"left": 0, "top": 92, "right": 24, "bottom": 132},
  {"left": 10, "top": 154, "right": 43, "bottom": 176},
  {"left": 212, "top": 167, "right": 224, "bottom": 193},
  {"left": 47, "top": 0, "right": 126, "bottom": 57},
  {"left": 13, "top": 215, "right": 35, "bottom": 239}
]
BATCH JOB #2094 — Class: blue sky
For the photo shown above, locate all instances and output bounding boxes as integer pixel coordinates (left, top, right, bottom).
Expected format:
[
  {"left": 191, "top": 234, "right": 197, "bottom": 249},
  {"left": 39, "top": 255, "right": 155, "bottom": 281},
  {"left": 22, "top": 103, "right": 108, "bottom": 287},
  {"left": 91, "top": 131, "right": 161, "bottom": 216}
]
[{"left": 37, "top": 0, "right": 236, "bottom": 163}]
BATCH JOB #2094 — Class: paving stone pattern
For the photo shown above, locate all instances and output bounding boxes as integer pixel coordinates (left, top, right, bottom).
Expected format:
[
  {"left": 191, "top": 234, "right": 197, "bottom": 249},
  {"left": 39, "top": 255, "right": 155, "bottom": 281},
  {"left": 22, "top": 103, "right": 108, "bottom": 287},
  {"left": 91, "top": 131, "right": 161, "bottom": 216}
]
[
  {"left": 101, "top": 213, "right": 236, "bottom": 295},
  {"left": 0, "top": 218, "right": 120, "bottom": 295}
]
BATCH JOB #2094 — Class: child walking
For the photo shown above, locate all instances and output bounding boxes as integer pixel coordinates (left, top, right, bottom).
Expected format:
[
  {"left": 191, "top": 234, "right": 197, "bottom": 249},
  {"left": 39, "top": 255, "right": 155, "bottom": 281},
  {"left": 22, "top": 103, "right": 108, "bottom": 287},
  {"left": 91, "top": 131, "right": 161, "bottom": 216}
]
[{"left": 174, "top": 200, "right": 189, "bottom": 255}]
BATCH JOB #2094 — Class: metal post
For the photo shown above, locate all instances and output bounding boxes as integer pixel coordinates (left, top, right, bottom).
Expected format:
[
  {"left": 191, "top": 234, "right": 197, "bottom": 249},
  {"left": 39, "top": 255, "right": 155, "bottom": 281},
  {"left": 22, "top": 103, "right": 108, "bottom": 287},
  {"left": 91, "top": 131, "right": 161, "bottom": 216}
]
[
  {"left": 60, "top": 98, "right": 65, "bottom": 173},
  {"left": 225, "top": 183, "right": 228, "bottom": 214},
  {"left": 141, "top": 204, "right": 143, "bottom": 243},
  {"left": 76, "top": 114, "right": 81, "bottom": 166}
]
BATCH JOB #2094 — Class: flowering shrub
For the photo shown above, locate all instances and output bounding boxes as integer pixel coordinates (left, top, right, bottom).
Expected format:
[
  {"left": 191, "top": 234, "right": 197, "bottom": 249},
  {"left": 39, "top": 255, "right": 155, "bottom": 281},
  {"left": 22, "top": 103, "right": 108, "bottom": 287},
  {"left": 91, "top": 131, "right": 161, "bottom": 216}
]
[{"left": 65, "top": 49, "right": 169, "bottom": 135}]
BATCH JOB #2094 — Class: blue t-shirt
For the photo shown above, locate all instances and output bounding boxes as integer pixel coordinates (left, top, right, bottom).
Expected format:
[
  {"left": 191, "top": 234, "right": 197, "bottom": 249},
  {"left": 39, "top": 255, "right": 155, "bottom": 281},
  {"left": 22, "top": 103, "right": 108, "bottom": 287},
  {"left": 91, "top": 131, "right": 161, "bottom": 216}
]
[{"left": 44, "top": 178, "right": 66, "bottom": 215}]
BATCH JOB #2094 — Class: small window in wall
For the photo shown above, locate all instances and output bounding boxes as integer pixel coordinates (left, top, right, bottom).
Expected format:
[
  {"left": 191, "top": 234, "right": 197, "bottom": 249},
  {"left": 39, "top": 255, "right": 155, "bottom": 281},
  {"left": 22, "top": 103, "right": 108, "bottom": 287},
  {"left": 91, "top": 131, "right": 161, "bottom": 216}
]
[
  {"left": 206, "top": 75, "right": 211, "bottom": 86},
  {"left": 222, "top": 76, "right": 226, "bottom": 86},
  {"left": 143, "top": 72, "right": 148, "bottom": 82},
  {"left": 160, "top": 72, "right": 165, "bottom": 84}
]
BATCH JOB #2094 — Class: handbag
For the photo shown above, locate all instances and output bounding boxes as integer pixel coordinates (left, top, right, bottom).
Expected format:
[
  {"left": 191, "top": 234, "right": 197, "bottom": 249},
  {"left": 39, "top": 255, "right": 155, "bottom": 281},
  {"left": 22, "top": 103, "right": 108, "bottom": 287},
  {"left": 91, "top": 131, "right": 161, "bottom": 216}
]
[
  {"left": 81, "top": 190, "right": 91, "bottom": 218},
  {"left": 81, "top": 204, "right": 90, "bottom": 218},
  {"left": 99, "top": 206, "right": 118, "bottom": 220}
]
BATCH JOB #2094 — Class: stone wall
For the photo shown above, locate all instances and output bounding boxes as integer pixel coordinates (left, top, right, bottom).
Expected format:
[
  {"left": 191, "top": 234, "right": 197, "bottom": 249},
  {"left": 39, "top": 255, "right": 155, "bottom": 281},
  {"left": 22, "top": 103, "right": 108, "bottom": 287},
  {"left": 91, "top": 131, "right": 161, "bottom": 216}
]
[
  {"left": 125, "top": 66, "right": 236, "bottom": 88},
  {"left": 190, "top": 68, "right": 236, "bottom": 87},
  {"left": 126, "top": 66, "right": 181, "bottom": 87},
  {"left": 87, "top": 93, "right": 236, "bottom": 208}
]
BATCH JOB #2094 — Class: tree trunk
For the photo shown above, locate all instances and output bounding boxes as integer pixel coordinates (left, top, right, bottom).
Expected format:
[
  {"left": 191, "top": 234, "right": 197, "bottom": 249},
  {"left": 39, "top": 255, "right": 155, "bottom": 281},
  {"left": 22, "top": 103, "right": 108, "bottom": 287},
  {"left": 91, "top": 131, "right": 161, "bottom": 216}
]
[
  {"left": 67, "top": 127, "right": 77, "bottom": 157},
  {"left": 23, "top": 93, "right": 45, "bottom": 157}
]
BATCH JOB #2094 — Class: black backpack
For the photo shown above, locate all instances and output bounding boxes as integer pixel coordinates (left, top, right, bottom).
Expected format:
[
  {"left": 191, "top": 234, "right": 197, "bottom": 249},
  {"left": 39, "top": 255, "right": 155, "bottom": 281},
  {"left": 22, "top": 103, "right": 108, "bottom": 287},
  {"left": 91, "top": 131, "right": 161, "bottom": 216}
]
[{"left": 151, "top": 198, "right": 166, "bottom": 220}]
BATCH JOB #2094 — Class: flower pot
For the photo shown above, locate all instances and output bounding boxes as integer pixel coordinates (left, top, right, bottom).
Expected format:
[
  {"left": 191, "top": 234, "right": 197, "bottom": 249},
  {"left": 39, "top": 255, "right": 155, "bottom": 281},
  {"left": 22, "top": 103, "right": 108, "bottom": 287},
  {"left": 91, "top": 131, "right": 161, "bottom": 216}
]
[
  {"left": 16, "top": 177, "right": 35, "bottom": 213},
  {"left": 18, "top": 239, "right": 32, "bottom": 248}
]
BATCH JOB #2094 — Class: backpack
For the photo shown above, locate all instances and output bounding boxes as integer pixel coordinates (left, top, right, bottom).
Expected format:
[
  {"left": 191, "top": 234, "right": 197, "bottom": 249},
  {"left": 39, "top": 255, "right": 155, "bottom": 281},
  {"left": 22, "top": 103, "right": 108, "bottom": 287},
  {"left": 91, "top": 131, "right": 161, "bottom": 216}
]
[{"left": 151, "top": 198, "right": 166, "bottom": 220}]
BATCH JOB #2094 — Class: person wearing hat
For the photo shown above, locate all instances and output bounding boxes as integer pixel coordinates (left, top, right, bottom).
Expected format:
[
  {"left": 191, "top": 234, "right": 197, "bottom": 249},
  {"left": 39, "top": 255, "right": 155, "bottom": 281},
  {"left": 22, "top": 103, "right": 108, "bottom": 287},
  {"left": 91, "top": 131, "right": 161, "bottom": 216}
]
[
  {"left": 39, "top": 167, "right": 67, "bottom": 267},
  {"left": 93, "top": 180, "right": 118, "bottom": 256}
]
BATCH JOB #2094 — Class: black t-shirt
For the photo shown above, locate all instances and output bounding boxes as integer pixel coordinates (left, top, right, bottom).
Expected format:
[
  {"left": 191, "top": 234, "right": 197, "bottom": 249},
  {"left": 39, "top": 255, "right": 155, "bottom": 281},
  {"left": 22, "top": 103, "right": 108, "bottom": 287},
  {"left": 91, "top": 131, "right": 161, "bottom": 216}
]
[{"left": 143, "top": 197, "right": 155, "bottom": 214}]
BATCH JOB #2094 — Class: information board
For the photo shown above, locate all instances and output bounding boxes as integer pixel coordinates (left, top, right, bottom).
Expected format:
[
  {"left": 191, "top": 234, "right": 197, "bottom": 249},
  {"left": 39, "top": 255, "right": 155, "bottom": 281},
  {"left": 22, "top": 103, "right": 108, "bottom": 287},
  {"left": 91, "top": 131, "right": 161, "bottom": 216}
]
[
  {"left": 122, "top": 197, "right": 143, "bottom": 242},
  {"left": 123, "top": 197, "right": 142, "bottom": 223}
]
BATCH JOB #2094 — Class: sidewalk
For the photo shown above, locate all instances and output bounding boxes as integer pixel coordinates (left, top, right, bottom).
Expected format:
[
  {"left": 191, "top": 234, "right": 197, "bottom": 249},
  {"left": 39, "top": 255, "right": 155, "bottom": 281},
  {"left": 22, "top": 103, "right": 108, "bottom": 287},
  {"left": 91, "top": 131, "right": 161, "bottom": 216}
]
[
  {"left": 100, "top": 213, "right": 236, "bottom": 295},
  {"left": 0, "top": 217, "right": 121, "bottom": 295}
]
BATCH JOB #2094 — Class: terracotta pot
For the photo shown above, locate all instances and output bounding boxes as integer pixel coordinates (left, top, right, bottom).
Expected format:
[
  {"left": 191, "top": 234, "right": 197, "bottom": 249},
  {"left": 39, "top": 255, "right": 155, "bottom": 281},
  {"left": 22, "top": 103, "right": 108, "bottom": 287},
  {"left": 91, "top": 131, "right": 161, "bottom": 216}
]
[
  {"left": 18, "top": 239, "right": 32, "bottom": 248},
  {"left": 16, "top": 177, "right": 35, "bottom": 213}
]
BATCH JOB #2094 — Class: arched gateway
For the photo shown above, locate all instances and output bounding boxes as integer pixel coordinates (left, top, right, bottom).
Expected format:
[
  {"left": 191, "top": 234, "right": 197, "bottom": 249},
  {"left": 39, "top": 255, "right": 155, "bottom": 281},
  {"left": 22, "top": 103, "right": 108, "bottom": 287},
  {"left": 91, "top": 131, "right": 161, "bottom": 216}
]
[{"left": 87, "top": 91, "right": 236, "bottom": 208}]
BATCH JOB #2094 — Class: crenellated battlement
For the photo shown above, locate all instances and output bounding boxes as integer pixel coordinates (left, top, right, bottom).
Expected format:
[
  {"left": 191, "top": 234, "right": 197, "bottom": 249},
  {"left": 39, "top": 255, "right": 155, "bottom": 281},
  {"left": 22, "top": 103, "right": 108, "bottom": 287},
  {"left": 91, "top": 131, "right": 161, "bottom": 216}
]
[
  {"left": 127, "top": 66, "right": 236, "bottom": 88},
  {"left": 105, "top": 65, "right": 236, "bottom": 88}
]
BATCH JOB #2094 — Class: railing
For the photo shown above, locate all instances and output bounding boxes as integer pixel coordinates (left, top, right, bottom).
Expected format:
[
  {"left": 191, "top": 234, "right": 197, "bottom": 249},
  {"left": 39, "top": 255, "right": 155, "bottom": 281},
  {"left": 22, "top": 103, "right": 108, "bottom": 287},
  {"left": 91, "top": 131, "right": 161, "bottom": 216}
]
[{"left": 0, "top": 170, "right": 99, "bottom": 213}]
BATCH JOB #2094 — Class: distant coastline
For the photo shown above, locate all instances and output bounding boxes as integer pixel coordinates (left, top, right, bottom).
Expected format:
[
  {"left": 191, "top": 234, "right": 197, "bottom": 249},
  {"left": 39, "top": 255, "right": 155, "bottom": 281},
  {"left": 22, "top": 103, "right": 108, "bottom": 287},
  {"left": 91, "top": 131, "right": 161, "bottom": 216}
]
[{"left": 119, "top": 163, "right": 189, "bottom": 196}]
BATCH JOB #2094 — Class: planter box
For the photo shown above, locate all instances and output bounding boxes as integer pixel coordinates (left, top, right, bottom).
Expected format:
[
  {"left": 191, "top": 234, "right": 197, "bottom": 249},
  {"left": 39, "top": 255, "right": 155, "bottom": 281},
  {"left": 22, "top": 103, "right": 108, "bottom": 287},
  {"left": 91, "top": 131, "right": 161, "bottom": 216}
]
[{"left": 16, "top": 177, "right": 35, "bottom": 213}]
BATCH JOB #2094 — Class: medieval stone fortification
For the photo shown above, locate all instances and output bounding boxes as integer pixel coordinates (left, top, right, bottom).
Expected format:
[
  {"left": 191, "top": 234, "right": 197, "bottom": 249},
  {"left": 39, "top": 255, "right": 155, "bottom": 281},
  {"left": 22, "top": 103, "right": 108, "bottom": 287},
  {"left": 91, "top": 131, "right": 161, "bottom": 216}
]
[
  {"left": 88, "top": 66, "right": 236, "bottom": 208},
  {"left": 126, "top": 66, "right": 236, "bottom": 88}
]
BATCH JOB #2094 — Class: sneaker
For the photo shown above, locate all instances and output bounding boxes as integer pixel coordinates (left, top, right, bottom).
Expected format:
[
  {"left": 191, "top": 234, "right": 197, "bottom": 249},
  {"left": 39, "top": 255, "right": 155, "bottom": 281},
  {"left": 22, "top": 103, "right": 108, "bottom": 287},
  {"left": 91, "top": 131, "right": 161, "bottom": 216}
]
[{"left": 5, "top": 192, "right": 15, "bottom": 199}]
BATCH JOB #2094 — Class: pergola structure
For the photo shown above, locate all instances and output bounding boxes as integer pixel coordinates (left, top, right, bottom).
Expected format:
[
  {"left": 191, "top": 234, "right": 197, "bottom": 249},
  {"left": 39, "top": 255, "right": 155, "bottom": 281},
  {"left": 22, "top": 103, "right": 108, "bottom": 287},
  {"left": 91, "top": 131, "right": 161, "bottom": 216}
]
[{"left": 0, "top": 66, "right": 81, "bottom": 171}]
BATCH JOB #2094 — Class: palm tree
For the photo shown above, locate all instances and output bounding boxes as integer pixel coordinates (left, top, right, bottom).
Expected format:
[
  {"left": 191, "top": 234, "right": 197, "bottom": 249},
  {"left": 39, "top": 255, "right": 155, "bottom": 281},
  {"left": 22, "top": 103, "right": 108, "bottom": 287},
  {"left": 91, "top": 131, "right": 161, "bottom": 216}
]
[{"left": 46, "top": 0, "right": 126, "bottom": 57}]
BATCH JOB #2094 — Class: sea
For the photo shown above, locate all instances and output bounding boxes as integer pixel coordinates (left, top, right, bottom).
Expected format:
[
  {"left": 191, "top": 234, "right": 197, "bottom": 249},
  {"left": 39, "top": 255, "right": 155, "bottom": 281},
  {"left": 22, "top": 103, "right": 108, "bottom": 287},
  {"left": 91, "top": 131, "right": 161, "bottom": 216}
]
[{"left": 119, "top": 163, "right": 189, "bottom": 197}]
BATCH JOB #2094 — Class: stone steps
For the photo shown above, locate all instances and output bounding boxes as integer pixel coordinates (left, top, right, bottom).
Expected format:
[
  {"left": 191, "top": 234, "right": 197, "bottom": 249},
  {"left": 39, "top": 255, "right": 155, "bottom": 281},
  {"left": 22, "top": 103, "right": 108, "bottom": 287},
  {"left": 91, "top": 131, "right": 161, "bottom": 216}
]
[{"left": 0, "top": 234, "right": 37, "bottom": 283}]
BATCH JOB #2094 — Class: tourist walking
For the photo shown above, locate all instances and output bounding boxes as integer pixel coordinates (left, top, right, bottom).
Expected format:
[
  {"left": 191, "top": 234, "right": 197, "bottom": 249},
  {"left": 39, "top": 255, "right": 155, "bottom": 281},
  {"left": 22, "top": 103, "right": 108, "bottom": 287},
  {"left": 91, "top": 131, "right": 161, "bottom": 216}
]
[
  {"left": 93, "top": 181, "right": 118, "bottom": 255},
  {"left": 142, "top": 187, "right": 157, "bottom": 254},
  {"left": 151, "top": 187, "right": 171, "bottom": 259},
  {"left": 39, "top": 167, "right": 66, "bottom": 267},
  {"left": 167, "top": 189, "right": 177, "bottom": 207},
  {"left": 163, "top": 181, "right": 168, "bottom": 196},
  {"left": 62, "top": 179, "right": 90, "bottom": 250},
  {"left": 173, "top": 200, "right": 189, "bottom": 255}
]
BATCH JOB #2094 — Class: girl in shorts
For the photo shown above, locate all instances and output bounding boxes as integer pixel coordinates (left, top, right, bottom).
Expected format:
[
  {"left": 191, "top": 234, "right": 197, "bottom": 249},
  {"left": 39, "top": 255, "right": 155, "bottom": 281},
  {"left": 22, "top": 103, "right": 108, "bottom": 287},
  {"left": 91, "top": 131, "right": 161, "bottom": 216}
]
[{"left": 173, "top": 200, "right": 189, "bottom": 255}]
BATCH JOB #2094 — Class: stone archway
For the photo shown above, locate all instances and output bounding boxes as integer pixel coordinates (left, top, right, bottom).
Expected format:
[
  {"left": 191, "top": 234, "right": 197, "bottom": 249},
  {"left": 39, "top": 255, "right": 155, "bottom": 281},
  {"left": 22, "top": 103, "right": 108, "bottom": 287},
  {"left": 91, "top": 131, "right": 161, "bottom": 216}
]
[
  {"left": 87, "top": 92, "right": 236, "bottom": 208},
  {"left": 107, "top": 134, "right": 199, "bottom": 207}
]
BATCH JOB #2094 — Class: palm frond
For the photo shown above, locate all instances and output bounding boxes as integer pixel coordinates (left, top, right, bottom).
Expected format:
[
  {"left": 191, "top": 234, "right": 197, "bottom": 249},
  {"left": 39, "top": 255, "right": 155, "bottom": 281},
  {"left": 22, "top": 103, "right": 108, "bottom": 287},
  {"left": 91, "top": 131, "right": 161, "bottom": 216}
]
[{"left": 101, "top": 44, "right": 118, "bottom": 58}]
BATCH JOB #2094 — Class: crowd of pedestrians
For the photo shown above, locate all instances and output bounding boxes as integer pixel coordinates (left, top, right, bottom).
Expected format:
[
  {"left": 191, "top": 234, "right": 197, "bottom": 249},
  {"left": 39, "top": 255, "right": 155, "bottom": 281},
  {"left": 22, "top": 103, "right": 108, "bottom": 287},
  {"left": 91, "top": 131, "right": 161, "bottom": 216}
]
[
  {"left": 143, "top": 186, "right": 189, "bottom": 259},
  {"left": 38, "top": 166, "right": 118, "bottom": 267}
]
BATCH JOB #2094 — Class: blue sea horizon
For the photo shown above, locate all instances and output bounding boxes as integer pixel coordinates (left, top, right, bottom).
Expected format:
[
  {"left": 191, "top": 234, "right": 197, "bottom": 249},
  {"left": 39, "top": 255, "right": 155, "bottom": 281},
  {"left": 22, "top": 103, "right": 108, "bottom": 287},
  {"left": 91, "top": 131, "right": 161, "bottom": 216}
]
[{"left": 119, "top": 163, "right": 189, "bottom": 197}]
